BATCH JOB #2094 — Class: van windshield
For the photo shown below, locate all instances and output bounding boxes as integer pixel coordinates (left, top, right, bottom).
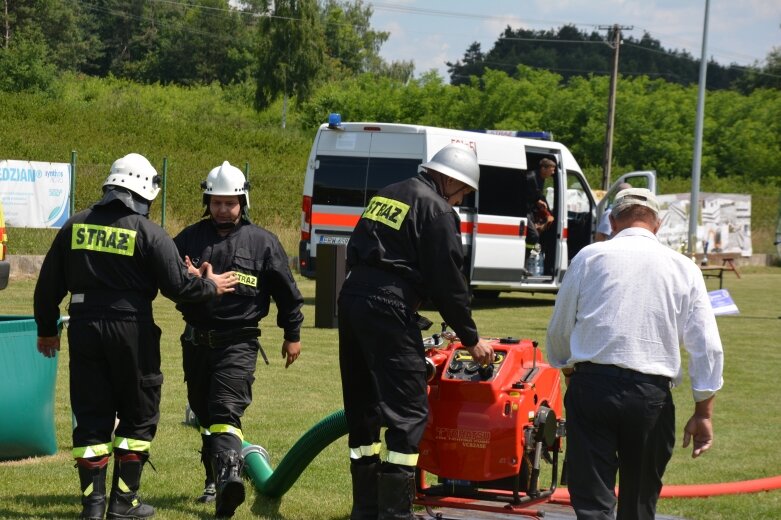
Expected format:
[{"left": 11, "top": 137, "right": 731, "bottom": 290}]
[{"left": 313, "top": 155, "right": 421, "bottom": 207}]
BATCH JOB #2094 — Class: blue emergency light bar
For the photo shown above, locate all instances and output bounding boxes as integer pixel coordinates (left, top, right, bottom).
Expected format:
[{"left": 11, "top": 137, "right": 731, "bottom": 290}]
[
  {"left": 470, "top": 129, "right": 553, "bottom": 141},
  {"left": 328, "top": 113, "right": 342, "bottom": 129}
]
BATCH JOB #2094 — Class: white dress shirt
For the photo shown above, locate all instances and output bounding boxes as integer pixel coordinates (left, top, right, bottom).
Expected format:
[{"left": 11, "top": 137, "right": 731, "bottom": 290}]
[{"left": 546, "top": 227, "right": 723, "bottom": 402}]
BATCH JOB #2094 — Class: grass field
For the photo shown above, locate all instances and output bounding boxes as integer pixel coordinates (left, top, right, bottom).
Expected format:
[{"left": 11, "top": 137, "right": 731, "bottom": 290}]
[{"left": 1, "top": 268, "right": 781, "bottom": 519}]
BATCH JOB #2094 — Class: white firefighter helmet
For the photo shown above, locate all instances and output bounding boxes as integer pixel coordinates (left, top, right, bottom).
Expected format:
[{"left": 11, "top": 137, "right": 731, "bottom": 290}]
[
  {"left": 103, "top": 153, "right": 161, "bottom": 201},
  {"left": 419, "top": 143, "right": 480, "bottom": 191},
  {"left": 202, "top": 161, "right": 250, "bottom": 208}
]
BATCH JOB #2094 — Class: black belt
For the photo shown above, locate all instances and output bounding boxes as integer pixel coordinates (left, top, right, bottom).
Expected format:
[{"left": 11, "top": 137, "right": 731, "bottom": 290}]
[
  {"left": 574, "top": 362, "right": 671, "bottom": 387},
  {"left": 185, "top": 325, "right": 261, "bottom": 349}
]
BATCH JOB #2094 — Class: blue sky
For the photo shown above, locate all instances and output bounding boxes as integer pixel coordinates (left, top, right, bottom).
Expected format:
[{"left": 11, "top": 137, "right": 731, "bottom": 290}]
[{"left": 368, "top": 0, "right": 781, "bottom": 79}]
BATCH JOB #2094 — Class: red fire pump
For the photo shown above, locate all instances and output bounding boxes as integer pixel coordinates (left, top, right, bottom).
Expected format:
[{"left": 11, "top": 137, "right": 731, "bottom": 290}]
[{"left": 415, "top": 328, "right": 566, "bottom": 518}]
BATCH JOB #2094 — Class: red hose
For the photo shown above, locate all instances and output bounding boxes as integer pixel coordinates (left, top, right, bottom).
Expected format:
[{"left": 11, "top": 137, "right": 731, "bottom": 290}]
[{"left": 550, "top": 475, "right": 781, "bottom": 504}]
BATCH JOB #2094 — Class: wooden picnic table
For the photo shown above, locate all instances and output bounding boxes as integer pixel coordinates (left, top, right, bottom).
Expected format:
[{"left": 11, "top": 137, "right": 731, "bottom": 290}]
[{"left": 700, "top": 258, "right": 741, "bottom": 289}]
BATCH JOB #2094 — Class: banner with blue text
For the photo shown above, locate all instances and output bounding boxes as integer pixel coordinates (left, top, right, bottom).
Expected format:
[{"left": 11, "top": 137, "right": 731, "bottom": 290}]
[{"left": 0, "top": 160, "right": 71, "bottom": 228}]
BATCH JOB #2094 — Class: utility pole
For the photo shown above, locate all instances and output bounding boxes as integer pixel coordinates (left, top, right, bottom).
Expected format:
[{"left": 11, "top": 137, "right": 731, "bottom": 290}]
[
  {"left": 599, "top": 24, "right": 632, "bottom": 190},
  {"left": 4, "top": 0, "right": 9, "bottom": 49},
  {"left": 688, "top": 0, "right": 711, "bottom": 259}
]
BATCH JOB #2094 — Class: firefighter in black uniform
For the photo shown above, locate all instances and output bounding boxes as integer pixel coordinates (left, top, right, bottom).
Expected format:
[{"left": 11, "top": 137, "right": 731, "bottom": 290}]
[
  {"left": 174, "top": 161, "right": 304, "bottom": 518},
  {"left": 34, "top": 153, "right": 238, "bottom": 520},
  {"left": 339, "top": 143, "right": 495, "bottom": 520}
]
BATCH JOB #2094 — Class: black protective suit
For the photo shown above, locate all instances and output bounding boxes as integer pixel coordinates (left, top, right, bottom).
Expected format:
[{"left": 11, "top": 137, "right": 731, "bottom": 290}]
[
  {"left": 338, "top": 172, "right": 480, "bottom": 519},
  {"left": 33, "top": 190, "right": 220, "bottom": 519},
  {"left": 34, "top": 194, "right": 219, "bottom": 452},
  {"left": 173, "top": 217, "right": 303, "bottom": 513}
]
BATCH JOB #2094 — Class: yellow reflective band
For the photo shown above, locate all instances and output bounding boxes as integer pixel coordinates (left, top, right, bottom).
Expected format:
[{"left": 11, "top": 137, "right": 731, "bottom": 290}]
[
  {"left": 386, "top": 451, "right": 419, "bottom": 467},
  {"left": 361, "top": 196, "right": 410, "bottom": 231},
  {"left": 236, "top": 272, "right": 257, "bottom": 287},
  {"left": 200, "top": 426, "right": 211, "bottom": 435},
  {"left": 73, "top": 443, "right": 113, "bottom": 459},
  {"left": 83, "top": 483, "right": 94, "bottom": 496},
  {"left": 113, "top": 437, "right": 151, "bottom": 453},
  {"left": 210, "top": 424, "right": 244, "bottom": 441},
  {"left": 118, "top": 477, "right": 130, "bottom": 493},
  {"left": 72, "top": 223, "right": 137, "bottom": 256},
  {"left": 349, "top": 442, "right": 382, "bottom": 460}
]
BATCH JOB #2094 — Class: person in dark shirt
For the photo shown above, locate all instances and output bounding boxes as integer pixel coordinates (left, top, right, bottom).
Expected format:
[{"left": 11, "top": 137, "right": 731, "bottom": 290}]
[
  {"left": 339, "top": 143, "right": 494, "bottom": 520},
  {"left": 34, "top": 153, "right": 237, "bottom": 520},
  {"left": 173, "top": 161, "right": 304, "bottom": 518},
  {"left": 523, "top": 157, "right": 557, "bottom": 274}
]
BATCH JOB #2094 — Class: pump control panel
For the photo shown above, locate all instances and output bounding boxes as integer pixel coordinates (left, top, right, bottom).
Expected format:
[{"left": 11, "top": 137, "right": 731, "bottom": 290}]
[{"left": 444, "top": 349, "right": 506, "bottom": 382}]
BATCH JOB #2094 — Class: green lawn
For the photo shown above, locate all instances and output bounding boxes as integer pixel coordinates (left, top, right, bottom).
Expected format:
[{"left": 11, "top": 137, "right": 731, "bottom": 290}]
[{"left": 1, "top": 268, "right": 781, "bottom": 519}]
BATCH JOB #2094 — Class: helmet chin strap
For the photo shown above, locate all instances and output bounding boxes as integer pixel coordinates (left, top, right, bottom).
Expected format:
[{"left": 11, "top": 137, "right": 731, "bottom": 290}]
[
  {"left": 214, "top": 220, "right": 237, "bottom": 230},
  {"left": 430, "top": 171, "right": 455, "bottom": 201},
  {"left": 434, "top": 173, "right": 467, "bottom": 203}
]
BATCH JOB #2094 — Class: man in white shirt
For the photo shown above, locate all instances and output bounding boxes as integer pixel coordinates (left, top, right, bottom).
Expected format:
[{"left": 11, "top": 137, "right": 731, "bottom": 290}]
[{"left": 546, "top": 188, "right": 724, "bottom": 520}]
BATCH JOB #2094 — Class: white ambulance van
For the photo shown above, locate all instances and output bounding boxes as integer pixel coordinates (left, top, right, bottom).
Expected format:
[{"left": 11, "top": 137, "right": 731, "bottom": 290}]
[{"left": 299, "top": 118, "right": 655, "bottom": 296}]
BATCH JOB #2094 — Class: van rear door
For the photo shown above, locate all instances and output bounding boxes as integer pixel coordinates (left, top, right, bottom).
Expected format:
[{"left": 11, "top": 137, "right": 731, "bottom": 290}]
[
  {"left": 307, "top": 127, "right": 424, "bottom": 272},
  {"left": 468, "top": 144, "right": 529, "bottom": 285}
]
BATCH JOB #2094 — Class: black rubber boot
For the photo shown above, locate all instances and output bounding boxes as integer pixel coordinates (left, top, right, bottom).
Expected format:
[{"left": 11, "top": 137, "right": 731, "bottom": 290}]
[
  {"left": 107, "top": 451, "right": 155, "bottom": 519},
  {"left": 76, "top": 456, "right": 109, "bottom": 520},
  {"left": 377, "top": 466, "right": 416, "bottom": 520},
  {"left": 211, "top": 450, "right": 245, "bottom": 518},
  {"left": 350, "top": 459, "right": 379, "bottom": 520},
  {"left": 197, "top": 434, "right": 216, "bottom": 503}
]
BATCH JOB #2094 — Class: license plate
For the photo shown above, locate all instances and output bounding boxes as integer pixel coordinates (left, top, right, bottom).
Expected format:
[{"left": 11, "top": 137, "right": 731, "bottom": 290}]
[{"left": 318, "top": 235, "right": 350, "bottom": 245}]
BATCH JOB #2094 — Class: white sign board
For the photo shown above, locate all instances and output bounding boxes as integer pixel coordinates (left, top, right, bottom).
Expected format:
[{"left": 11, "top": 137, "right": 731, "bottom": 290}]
[
  {"left": 0, "top": 160, "right": 71, "bottom": 228},
  {"left": 657, "top": 193, "right": 752, "bottom": 257},
  {"left": 708, "top": 289, "right": 739, "bottom": 316}
]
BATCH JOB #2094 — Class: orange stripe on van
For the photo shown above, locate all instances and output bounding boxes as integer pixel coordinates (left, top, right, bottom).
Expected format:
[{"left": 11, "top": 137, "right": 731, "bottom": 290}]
[
  {"left": 460, "top": 222, "right": 474, "bottom": 234},
  {"left": 476, "top": 223, "right": 519, "bottom": 236},
  {"left": 312, "top": 212, "right": 360, "bottom": 227}
]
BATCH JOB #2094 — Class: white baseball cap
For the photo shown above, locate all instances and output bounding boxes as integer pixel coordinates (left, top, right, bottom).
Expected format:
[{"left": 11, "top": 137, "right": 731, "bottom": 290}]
[{"left": 612, "top": 188, "right": 659, "bottom": 217}]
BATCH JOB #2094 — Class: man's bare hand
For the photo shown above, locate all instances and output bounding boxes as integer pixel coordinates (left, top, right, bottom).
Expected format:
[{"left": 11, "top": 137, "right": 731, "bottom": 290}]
[
  {"left": 282, "top": 340, "right": 301, "bottom": 368},
  {"left": 37, "top": 336, "right": 60, "bottom": 358},
  {"left": 203, "top": 263, "right": 238, "bottom": 295},
  {"left": 465, "top": 338, "right": 494, "bottom": 366},
  {"left": 184, "top": 255, "right": 201, "bottom": 277},
  {"left": 682, "top": 415, "right": 713, "bottom": 458}
]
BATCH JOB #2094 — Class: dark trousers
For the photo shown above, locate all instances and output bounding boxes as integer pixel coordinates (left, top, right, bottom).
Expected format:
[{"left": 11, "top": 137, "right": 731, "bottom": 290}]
[
  {"left": 69, "top": 319, "right": 163, "bottom": 448},
  {"left": 338, "top": 292, "right": 428, "bottom": 459},
  {"left": 181, "top": 337, "right": 259, "bottom": 432},
  {"left": 541, "top": 227, "right": 556, "bottom": 274},
  {"left": 564, "top": 367, "right": 675, "bottom": 520}
]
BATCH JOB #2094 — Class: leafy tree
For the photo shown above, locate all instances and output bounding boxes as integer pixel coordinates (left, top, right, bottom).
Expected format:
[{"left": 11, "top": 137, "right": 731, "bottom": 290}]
[
  {"left": 152, "top": 0, "right": 255, "bottom": 85},
  {"left": 0, "top": 26, "right": 58, "bottom": 93},
  {"left": 446, "top": 42, "right": 485, "bottom": 85},
  {"left": 254, "top": 0, "right": 325, "bottom": 110},
  {"left": 2, "top": 0, "right": 101, "bottom": 72},
  {"left": 733, "top": 46, "right": 781, "bottom": 93},
  {"left": 321, "top": 0, "right": 385, "bottom": 74}
]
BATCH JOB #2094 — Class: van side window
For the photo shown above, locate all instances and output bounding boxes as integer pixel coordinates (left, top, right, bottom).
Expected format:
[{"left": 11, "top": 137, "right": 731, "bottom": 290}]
[
  {"left": 477, "top": 165, "right": 526, "bottom": 217},
  {"left": 365, "top": 157, "right": 421, "bottom": 200},
  {"left": 313, "top": 155, "right": 420, "bottom": 207},
  {"left": 313, "top": 156, "right": 368, "bottom": 206}
]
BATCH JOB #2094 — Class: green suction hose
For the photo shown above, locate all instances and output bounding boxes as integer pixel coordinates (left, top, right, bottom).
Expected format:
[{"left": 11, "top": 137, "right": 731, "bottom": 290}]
[{"left": 242, "top": 409, "right": 348, "bottom": 498}]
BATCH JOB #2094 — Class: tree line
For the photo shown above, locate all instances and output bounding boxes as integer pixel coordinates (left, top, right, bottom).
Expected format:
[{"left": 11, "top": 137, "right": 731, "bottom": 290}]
[
  {"left": 447, "top": 25, "right": 781, "bottom": 93},
  {"left": 2, "top": 0, "right": 780, "bottom": 185},
  {"left": 0, "top": 0, "right": 413, "bottom": 104}
]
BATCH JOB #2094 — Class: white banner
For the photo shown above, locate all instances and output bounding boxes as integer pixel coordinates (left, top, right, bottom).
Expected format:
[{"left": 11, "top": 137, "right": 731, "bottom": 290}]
[{"left": 0, "top": 160, "right": 71, "bottom": 228}]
